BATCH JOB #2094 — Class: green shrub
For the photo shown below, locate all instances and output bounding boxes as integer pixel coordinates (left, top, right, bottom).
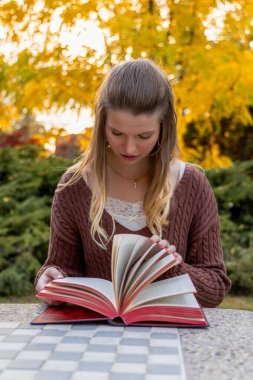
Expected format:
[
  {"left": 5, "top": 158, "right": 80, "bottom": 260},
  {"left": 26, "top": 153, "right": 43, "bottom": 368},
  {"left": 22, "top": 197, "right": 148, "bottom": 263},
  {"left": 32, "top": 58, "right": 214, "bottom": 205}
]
[
  {"left": 0, "top": 146, "right": 70, "bottom": 296},
  {"left": 206, "top": 161, "right": 253, "bottom": 295}
]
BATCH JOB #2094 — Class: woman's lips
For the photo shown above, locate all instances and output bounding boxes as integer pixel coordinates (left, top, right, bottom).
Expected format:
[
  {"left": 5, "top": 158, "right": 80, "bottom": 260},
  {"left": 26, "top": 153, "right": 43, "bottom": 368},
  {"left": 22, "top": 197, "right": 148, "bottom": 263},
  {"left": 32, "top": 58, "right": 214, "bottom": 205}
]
[{"left": 121, "top": 154, "right": 139, "bottom": 161}]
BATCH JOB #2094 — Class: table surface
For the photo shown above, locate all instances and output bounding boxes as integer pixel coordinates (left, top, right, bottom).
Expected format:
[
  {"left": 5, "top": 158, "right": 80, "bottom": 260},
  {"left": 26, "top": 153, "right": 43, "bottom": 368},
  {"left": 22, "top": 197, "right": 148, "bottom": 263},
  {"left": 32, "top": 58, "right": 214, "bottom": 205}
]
[{"left": 0, "top": 304, "right": 253, "bottom": 380}]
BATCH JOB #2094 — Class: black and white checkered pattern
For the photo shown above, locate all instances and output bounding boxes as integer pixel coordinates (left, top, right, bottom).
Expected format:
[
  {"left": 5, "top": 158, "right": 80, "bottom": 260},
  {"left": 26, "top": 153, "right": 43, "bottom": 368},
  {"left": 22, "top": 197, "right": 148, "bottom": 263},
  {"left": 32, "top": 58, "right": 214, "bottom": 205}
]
[{"left": 0, "top": 321, "right": 186, "bottom": 380}]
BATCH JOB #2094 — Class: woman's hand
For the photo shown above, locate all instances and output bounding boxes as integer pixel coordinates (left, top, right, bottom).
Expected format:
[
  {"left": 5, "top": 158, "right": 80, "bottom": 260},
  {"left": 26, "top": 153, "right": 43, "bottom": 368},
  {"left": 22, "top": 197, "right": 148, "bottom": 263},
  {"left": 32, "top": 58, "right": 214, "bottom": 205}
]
[
  {"left": 150, "top": 235, "right": 183, "bottom": 265},
  {"left": 36, "top": 266, "right": 64, "bottom": 305}
]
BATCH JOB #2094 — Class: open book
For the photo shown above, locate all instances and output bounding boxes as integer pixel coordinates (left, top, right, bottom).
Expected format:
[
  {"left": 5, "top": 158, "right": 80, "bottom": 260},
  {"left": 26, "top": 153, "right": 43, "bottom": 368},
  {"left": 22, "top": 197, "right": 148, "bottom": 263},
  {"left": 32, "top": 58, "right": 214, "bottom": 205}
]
[{"left": 32, "top": 234, "right": 208, "bottom": 327}]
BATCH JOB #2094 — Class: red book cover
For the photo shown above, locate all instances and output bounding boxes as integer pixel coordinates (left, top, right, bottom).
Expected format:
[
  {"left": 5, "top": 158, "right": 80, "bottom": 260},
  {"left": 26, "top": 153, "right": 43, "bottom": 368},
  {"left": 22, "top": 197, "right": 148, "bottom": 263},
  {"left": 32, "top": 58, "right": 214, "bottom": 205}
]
[
  {"left": 31, "top": 304, "right": 108, "bottom": 324},
  {"left": 31, "top": 304, "right": 208, "bottom": 327}
]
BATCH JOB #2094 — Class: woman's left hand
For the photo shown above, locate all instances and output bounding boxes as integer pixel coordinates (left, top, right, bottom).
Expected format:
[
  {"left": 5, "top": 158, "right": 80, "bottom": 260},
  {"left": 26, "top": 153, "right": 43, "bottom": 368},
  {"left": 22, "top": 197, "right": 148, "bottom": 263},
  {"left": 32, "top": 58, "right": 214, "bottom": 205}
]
[{"left": 150, "top": 235, "right": 183, "bottom": 265}]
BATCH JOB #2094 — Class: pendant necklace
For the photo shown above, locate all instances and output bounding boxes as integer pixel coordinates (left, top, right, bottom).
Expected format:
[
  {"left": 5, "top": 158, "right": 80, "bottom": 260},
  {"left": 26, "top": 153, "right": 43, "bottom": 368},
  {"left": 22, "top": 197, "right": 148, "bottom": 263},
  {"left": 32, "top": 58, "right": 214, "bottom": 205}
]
[{"left": 109, "top": 166, "right": 148, "bottom": 189}]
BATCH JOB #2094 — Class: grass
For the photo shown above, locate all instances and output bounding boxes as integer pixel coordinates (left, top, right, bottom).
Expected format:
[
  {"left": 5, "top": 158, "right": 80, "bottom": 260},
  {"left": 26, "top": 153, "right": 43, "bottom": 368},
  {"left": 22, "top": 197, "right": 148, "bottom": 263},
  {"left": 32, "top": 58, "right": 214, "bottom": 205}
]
[
  {"left": 0, "top": 294, "right": 253, "bottom": 311},
  {"left": 0, "top": 294, "right": 41, "bottom": 304},
  {"left": 219, "top": 294, "right": 253, "bottom": 311}
]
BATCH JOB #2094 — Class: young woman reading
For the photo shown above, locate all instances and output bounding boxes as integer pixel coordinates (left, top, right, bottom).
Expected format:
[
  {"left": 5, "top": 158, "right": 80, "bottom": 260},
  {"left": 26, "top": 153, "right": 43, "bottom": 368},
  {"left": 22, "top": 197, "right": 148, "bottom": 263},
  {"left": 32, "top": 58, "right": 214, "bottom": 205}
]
[{"left": 35, "top": 58, "right": 231, "bottom": 307}]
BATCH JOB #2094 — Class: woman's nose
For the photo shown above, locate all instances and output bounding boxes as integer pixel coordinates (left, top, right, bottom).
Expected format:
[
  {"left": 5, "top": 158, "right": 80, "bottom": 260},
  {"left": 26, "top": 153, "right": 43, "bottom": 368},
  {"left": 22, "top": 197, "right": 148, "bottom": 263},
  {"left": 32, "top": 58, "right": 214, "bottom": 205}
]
[{"left": 124, "top": 138, "right": 137, "bottom": 154}]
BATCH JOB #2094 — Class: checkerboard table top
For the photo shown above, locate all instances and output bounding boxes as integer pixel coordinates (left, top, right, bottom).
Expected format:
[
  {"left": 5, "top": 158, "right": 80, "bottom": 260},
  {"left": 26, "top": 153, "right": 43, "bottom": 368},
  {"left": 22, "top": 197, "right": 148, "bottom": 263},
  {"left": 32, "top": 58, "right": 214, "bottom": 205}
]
[{"left": 0, "top": 321, "right": 186, "bottom": 380}]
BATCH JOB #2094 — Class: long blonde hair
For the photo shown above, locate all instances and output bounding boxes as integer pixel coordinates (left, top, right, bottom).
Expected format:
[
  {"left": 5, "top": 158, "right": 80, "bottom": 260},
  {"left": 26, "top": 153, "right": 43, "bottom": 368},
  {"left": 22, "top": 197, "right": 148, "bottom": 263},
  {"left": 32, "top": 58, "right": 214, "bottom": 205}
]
[{"left": 58, "top": 59, "right": 180, "bottom": 248}]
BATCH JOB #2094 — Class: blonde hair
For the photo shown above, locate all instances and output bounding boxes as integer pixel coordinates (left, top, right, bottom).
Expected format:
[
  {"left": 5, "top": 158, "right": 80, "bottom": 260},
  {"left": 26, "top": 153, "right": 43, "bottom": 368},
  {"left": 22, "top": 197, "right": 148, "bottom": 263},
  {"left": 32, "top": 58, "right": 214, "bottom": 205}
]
[{"left": 58, "top": 59, "right": 180, "bottom": 248}]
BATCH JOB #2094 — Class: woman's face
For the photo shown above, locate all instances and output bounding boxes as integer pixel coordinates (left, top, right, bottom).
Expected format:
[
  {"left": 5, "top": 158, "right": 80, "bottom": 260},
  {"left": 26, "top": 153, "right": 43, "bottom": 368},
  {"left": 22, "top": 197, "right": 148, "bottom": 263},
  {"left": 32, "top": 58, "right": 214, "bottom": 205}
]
[{"left": 105, "top": 109, "right": 160, "bottom": 166}]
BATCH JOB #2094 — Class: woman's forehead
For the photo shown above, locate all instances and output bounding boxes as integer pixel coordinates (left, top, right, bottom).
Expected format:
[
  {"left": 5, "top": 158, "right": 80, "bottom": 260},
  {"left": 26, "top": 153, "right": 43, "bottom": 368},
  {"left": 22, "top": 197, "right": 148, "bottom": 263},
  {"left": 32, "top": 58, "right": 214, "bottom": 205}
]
[{"left": 106, "top": 109, "right": 160, "bottom": 131}]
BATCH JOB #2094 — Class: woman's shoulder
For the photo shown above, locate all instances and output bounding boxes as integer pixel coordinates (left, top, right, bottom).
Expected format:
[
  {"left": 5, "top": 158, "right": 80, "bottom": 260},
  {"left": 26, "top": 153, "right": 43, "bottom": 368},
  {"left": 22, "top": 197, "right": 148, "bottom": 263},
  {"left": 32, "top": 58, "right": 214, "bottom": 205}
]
[
  {"left": 172, "top": 161, "right": 218, "bottom": 227},
  {"left": 58, "top": 170, "right": 76, "bottom": 185},
  {"left": 180, "top": 161, "right": 213, "bottom": 195},
  {"left": 183, "top": 162, "right": 207, "bottom": 181},
  {"left": 55, "top": 170, "right": 91, "bottom": 198}
]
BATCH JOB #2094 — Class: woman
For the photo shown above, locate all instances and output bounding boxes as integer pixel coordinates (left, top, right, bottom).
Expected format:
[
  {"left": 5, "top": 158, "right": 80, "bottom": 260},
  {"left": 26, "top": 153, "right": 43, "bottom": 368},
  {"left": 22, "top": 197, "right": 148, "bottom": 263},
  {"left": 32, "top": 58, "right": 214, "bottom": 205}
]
[{"left": 35, "top": 58, "right": 231, "bottom": 307}]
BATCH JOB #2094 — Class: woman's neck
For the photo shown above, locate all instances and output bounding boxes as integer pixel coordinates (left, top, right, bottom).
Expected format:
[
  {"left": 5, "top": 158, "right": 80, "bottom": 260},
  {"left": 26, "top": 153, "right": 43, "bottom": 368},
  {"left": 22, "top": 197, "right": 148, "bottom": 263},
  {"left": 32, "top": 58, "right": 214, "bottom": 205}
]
[
  {"left": 106, "top": 152, "right": 152, "bottom": 202},
  {"left": 107, "top": 151, "right": 151, "bottom": 179}
]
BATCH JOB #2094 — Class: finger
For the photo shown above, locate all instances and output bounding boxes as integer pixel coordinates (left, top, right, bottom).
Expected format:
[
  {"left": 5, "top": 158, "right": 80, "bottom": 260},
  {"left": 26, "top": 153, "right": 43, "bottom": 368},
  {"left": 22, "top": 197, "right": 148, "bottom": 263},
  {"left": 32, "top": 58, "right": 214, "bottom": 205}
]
[
  {"left": 173, "top": 252, "right": 183, "bottom": 265},
  {"left": 166, "top": 245, "right": 176, "bottom": 254},
  {"left": 46, "top": 267, "right": 64, "bottom": 281},
  {"left": 158, "top": 239, "right": 170, "bottom": 248},
  {"left": 150, "top": 235, "right": 160, "bottom": 243},
  {"left": 36, "top": 276, "right": 49, "bottom": 292},
  {"left": 36, "top": 267, "right": 64, "bottom": 293}
]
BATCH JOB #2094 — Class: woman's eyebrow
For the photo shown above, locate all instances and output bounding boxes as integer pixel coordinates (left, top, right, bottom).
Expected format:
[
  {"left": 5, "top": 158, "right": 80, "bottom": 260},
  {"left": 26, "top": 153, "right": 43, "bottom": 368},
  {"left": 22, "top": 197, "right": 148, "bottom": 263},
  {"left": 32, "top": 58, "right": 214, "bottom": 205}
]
[
  {"left": 108, "top": 125, "right": 157, "bottom": 133},
  {"left": 107, "top": 125, "right": 119, "bottom": 130},
  {"left": 109, "top": 126, "right": 122, "bottom": 132},
  {"left": 139, "top": 131, "right": 154, "bottom": 135}
]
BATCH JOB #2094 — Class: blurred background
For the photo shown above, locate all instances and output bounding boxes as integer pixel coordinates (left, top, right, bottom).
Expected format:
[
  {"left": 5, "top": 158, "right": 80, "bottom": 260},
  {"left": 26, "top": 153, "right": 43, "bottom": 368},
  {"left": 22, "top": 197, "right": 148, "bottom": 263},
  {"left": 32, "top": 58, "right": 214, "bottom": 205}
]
[{"left": 0, "top": 0, "right": 252, "bottom": 309}]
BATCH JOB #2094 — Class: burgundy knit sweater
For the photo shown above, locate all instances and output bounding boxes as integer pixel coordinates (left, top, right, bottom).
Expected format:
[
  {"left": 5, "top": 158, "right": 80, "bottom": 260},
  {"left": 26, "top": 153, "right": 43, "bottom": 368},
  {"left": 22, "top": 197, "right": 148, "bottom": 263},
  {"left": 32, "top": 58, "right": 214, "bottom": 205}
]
[{"left": 35, "top": 164, "right": 231, "bottom": 307}]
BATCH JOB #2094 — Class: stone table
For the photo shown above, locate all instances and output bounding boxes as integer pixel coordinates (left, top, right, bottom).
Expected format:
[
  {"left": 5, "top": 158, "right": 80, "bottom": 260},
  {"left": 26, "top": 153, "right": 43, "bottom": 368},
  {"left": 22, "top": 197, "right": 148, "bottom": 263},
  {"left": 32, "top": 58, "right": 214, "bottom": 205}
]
[
  {"left": 179, "top": 308, "right": 253, "bottom": 380},
  {"left": 0, "top": 304, "right": 252, "bottom": 380}
]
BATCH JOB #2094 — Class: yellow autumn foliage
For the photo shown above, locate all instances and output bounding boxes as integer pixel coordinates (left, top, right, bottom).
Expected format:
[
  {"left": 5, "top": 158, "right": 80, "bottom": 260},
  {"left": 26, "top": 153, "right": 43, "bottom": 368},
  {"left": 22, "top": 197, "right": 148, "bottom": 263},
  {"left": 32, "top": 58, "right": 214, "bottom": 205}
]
[{"left": 0, "top": 0, "right": 253, "bottom": 167}]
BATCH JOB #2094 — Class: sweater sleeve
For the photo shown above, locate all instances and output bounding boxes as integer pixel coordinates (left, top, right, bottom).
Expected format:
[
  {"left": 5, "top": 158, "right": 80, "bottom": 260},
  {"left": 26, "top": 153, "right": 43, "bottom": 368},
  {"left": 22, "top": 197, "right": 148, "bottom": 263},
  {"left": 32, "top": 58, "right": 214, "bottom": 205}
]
[
  {"left": 165, "top": 171, "right": 232, "bottom": 307},
  {"left": 34, "top": 180, "right": 86, "bottom": 287}
]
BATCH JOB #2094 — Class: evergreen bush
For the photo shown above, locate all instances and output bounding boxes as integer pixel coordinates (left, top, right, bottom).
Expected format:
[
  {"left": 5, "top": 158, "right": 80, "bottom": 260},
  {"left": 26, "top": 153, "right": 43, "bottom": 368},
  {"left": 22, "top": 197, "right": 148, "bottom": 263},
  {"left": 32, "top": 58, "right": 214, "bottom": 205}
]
[
  {"left": 0, "top": 146, "right": 69, "bottom": 296},
  {"left": 206, "top": 161, "right": 253, "bottom": 295}
]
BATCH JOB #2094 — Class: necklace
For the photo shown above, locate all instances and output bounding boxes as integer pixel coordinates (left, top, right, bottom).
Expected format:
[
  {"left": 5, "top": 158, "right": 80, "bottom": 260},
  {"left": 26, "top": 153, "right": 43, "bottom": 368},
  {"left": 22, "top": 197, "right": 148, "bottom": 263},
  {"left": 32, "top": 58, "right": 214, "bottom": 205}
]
[{"left": 108, "top": 165, "right": 149, "bottom": 189}]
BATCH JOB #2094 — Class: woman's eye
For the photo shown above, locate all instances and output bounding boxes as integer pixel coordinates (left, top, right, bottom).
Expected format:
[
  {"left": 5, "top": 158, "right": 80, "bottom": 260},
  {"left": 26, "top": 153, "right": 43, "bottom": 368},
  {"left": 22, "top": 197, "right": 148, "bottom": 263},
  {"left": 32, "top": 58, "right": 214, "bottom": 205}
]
[
  {"left": 112, "top": 131, "right": 122, "bottom": 136},
  {"left": 139, "top": 134, "right": 152, "bottom": 139}
]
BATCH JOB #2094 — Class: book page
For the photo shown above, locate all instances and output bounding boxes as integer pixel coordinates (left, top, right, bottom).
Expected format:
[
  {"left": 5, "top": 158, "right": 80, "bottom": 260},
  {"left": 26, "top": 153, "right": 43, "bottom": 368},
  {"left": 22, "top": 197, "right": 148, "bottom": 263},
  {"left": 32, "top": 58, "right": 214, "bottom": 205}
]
[
  {"left": 122, "top": 253, "right": 177, "bottom": 308},
  {"left": 44, "top": 283, "right": 116, "bottom": 314},
  {"left": 121, "top": 243, "right": 165, "bottom": 299},
  {"left": 38, "top": 290, "right": 117, "bottom": 319},
  {"left": 124, "top": 274, "right": 197, "bottom": 311},
  {"left": 118, "top": 240, "right": 159, "bottom": 303},
  {"left": 122, "top": 297, "right": 207, "bottom": 325},
  {"left": 51, "top": 277, "right": 116, "bottom": 307},
  {"left": 111, "top": 234, "right": 151, "bottom": 309},
  {"left": 135, "top": 293, "right": 200, "bottom": 308}
]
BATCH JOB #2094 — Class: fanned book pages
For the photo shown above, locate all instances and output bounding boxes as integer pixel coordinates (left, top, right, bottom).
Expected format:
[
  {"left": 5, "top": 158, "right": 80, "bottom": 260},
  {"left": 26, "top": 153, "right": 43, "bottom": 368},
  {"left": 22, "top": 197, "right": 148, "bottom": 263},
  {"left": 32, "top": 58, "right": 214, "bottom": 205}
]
[{"left": 32, "top": 234, "right": 208, "bottom": 327}]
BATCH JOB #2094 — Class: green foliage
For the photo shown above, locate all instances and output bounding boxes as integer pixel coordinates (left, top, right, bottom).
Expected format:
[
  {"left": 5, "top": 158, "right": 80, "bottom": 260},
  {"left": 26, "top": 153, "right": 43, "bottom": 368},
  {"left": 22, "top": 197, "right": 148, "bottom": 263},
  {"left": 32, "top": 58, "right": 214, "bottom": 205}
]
[
  {"left": 0, "top": 145, "right": 70, "bottom": 296},
  {"left": 206, "top": 161, "right": 253, "bottom": 295}
]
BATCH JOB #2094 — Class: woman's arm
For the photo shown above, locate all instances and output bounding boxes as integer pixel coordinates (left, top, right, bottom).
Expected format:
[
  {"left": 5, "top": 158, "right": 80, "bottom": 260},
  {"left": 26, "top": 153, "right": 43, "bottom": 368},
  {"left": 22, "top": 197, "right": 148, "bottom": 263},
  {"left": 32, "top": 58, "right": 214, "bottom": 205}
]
[
  {"left": 166, "top": 220, "right": 232, "bottom": 307},
  {"left": 34, "top": 185, "right": 86, "bottom": 289},
  {"left": 159, "top": 170, "right": 232, "bottom": 307},
  {"left": 34, "top": 226, "right": 86, "bottom": 288}
]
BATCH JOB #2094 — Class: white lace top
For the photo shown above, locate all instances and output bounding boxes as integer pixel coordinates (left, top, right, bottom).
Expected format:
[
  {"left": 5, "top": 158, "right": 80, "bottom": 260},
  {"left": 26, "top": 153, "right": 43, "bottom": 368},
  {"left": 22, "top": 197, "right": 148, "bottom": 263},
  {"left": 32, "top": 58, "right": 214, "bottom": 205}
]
[
  {"left": 104, "top": 161, "right": 186, "bottom": 231},
  {"left": 105, "top": 198, "right": 146, "bottom": 231}
]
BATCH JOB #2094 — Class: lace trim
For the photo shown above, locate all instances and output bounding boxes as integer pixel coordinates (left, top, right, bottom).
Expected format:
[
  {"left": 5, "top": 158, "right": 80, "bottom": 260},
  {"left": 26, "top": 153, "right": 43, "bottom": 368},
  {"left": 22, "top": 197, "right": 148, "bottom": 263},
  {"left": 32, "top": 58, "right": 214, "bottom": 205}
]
[
  {"left": 104, "top": 161, "right": 185, "bottom": 228},
  {"left": 105, "top": 197, "right": 146, "bottom": 222}
]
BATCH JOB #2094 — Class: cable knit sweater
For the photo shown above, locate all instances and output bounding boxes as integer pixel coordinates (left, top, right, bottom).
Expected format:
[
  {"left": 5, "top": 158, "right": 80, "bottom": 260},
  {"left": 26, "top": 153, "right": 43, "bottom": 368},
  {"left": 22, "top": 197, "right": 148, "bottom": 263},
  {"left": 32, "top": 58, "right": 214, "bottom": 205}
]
[{"left": 35, "top": 163, "right": 231, "bottom": 307}]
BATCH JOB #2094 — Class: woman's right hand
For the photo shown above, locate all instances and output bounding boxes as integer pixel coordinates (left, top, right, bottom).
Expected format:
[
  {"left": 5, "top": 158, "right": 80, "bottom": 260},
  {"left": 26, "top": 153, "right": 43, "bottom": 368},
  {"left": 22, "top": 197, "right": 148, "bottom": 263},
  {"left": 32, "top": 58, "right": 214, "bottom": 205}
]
[
  {"left": 150, "top": 235, "right": 183, "bottom": 265},
  {"left": 36, "top": 266, "right": 64, "bottom": 305}
]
